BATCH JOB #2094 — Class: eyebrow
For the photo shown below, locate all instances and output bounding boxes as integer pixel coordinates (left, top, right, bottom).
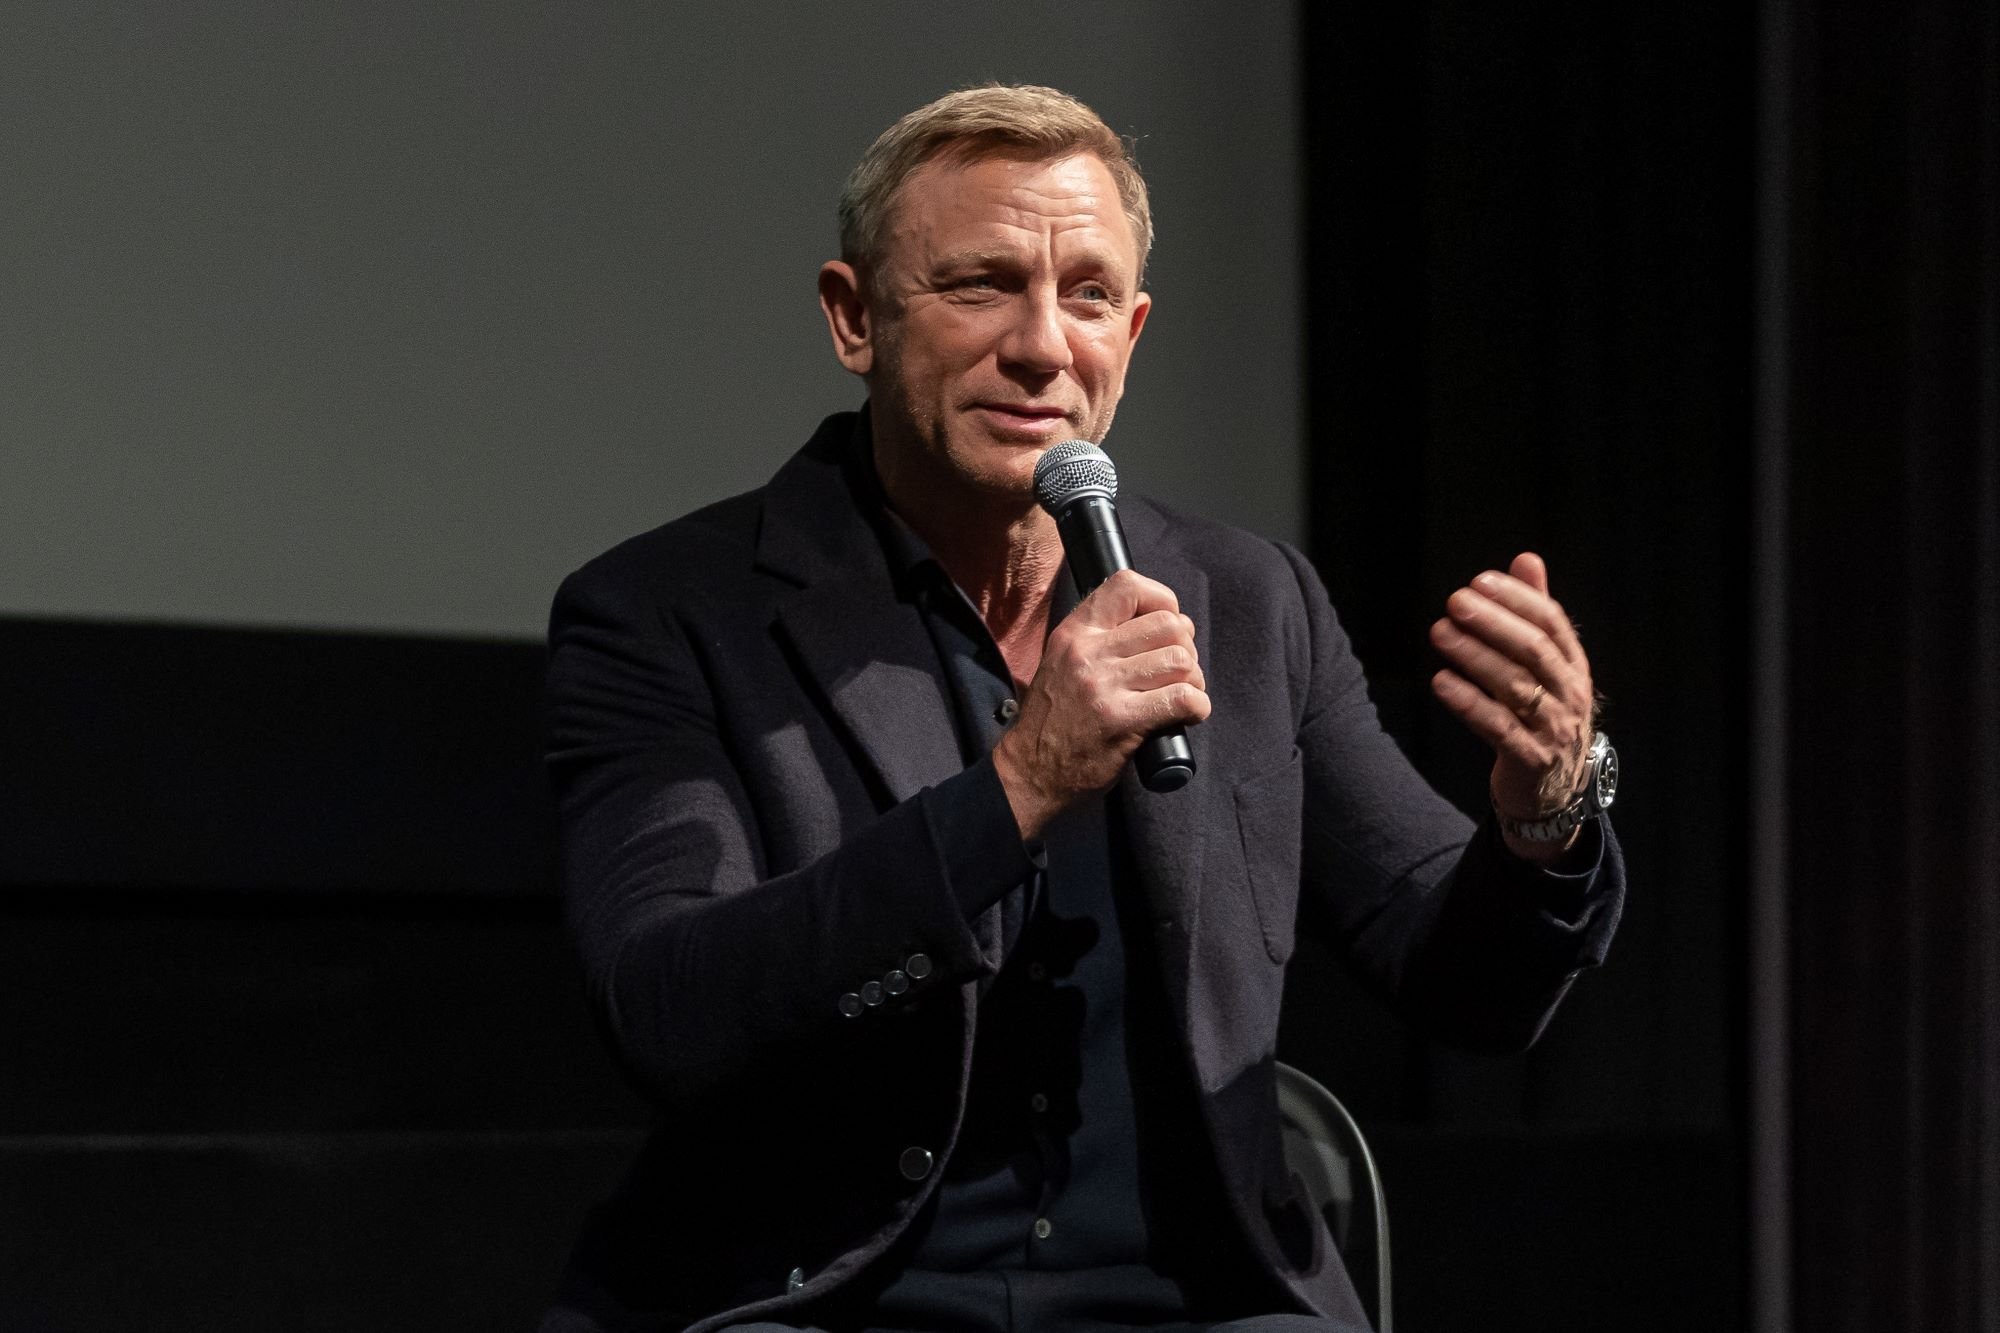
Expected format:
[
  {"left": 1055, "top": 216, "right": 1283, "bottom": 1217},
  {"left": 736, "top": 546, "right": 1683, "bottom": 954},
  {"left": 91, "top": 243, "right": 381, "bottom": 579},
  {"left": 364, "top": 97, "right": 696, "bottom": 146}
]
[
  {"left": 929, "top": 248, "right": 1023, "bottom": 273},
  {"left": 928, "top": 247, "right": 1134, "bottom": 285},
  {"left": 1061, "top": 248, "right": 1135, "bottom": 284}
]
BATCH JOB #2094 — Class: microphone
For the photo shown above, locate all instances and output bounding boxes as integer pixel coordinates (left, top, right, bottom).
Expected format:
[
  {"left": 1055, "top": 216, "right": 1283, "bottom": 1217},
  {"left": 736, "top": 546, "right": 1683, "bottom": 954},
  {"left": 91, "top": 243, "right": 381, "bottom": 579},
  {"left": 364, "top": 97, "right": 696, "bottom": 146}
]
[{"left": 1033, "top": 440, "right": 1197, "bottom": 793}]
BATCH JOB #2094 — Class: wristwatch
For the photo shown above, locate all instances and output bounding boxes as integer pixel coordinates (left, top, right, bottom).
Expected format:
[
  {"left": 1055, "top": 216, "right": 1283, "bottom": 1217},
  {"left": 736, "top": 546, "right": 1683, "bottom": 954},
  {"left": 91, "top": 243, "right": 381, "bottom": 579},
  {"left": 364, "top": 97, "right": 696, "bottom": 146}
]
[{"left": 1495, "top": 731, "right": 1619, "bottom": 844}]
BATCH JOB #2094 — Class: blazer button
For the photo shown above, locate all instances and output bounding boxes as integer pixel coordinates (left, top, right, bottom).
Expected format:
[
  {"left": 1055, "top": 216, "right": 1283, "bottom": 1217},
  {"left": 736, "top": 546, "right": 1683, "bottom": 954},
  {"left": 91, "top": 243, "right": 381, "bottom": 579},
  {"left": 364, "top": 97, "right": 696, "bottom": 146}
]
[
  {"left": 837, "top": 992, "right": 864, "bottom": 1018},
  {"left": 882, "top": 969, "right": 910, "bottom": 995},
  {"left": 905, "top": 953, "right": 933, "bottom": 980},
  {"left": 898, "top": 1146, "right": 934, "bottom": 1181},
  {"left": 861, "top": 980, "right": 885, "bottom": 1006}
]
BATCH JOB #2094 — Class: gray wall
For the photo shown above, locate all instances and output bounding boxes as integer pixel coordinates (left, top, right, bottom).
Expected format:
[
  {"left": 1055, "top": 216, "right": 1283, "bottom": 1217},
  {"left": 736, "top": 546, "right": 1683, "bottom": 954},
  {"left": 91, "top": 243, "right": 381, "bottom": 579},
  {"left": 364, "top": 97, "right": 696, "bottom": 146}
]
[{"left": 2, "top": 1, "right": 1303, "bottom": 638}]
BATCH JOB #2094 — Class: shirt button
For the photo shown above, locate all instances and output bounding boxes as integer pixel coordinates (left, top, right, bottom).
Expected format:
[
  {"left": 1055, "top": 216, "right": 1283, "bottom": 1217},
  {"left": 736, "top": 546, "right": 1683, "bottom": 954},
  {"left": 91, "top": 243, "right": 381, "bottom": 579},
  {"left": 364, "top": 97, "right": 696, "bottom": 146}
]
[
  {"left": 1027, "top": 962, "right": 1047, "bottom": 982},
  {"left": 1029, "top": 1093, "right": 1048, "bottom": 1114},
  {"left": 861, "top": 980, "right": 885, "bottom": 1006},
  {"left": 995, "top": 697, "right": 1020, "bottom": 724},
  {"left": 898, "top": 1146, "right": 934, "bottom": 1181},
  {"left": 837, "top": 992, "right": 864, "bottom": 1018},
  {"left": 1033, "top": 1217, "right": 1053, "bottom": 1240},
  {"left": 905, "top": 953, "right": 933, "bottom": 980}
]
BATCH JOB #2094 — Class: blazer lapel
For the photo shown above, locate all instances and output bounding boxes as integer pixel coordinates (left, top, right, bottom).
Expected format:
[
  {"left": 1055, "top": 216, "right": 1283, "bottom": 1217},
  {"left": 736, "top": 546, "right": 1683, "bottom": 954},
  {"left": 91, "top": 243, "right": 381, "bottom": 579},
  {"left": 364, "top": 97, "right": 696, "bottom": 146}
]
[
  {"left": 756, "top": 412, "right": 963, "bottom": 808},
  {"left": 1113, "top": 498, "right": 1212, "bottom": 1018},
  {"left": 775, "top": 584, "right": 963, "bottom": 806}
]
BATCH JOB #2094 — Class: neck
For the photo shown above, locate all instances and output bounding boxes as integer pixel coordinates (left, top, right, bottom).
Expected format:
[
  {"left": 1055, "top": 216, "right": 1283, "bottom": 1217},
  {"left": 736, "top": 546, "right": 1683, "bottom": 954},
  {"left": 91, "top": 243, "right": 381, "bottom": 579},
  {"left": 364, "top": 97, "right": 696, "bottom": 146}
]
[{"left": 874, "top": 436, "right": 1064, "bottom": 682}]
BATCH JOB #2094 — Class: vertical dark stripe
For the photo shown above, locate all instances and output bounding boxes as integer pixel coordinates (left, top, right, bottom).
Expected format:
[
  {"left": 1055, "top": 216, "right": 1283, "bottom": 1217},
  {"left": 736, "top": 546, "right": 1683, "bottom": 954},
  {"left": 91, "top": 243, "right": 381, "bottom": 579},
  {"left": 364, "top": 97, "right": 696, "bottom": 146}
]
[
  {"left": 1749, "top": 0, "right": 1793, "bottom": 1323},
  {"left": 1973, "top": 6, "right": 2000, "bottom": 1322}
]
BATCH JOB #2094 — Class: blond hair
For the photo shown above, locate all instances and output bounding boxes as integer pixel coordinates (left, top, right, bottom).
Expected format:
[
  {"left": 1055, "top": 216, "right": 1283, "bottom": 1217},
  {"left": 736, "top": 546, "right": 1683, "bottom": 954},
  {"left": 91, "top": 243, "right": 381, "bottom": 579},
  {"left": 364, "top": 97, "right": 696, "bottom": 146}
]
[{"left": 838, "top": 84, "right": 1153, "bottom": 279}]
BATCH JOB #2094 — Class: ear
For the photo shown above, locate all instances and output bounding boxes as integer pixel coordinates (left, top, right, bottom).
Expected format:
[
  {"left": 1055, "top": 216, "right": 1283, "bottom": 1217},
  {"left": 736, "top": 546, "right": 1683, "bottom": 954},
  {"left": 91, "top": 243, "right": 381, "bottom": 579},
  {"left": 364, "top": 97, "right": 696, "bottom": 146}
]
[
  {"left": 818, "top": 260, "right": 874, "bottom": 376},
  {"left": 1126, "top": 289, "right": 1153, "bottom": 353}
]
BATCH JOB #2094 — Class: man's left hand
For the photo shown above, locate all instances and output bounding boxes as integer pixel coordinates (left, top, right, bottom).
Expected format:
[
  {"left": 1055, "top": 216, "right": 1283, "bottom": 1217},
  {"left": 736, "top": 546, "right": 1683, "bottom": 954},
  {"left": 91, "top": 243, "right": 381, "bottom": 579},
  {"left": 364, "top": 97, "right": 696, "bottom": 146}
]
[{"left": 1428, "top": 551, "right": 1596, "bottom": 863}]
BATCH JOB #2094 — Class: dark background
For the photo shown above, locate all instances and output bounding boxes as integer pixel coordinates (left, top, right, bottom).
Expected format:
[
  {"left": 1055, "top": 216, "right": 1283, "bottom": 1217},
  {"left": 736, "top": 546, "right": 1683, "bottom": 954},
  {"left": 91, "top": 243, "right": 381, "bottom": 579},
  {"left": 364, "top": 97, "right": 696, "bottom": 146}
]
[{"left": 4, "top": 2, "right": 1995, "bottom": 1331}]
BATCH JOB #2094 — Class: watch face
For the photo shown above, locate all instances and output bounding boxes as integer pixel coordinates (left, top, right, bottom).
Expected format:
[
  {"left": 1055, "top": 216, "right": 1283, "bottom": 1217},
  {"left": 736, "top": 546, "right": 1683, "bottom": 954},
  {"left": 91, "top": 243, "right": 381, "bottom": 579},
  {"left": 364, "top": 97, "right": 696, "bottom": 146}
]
[{"left": 1594, "top": 744, "right": 1619, "bottom": 812}]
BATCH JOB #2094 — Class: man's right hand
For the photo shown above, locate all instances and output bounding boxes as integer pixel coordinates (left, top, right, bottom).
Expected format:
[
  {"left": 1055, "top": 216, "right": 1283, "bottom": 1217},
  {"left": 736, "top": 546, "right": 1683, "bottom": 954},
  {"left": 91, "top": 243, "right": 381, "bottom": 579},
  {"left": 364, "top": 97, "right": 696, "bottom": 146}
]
[{"left": 992, "top": 569, "right": 1211, "bottom": 841}]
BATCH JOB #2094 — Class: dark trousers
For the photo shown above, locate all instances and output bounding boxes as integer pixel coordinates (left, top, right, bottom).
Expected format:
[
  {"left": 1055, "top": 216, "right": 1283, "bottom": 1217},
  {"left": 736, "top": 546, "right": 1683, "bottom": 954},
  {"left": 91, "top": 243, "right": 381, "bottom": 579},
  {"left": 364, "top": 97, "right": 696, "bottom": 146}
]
[{"left": 719, "top": 1263, "right": 1361, "bottom": 1333}]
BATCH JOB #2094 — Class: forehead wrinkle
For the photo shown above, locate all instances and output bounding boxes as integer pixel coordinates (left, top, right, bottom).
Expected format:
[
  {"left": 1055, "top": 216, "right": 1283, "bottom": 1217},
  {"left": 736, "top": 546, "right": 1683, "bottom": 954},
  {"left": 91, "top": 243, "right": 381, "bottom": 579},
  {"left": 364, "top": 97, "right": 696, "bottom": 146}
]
[{"left": 884, "top": 155, "right": 1139, "bottom": 286}]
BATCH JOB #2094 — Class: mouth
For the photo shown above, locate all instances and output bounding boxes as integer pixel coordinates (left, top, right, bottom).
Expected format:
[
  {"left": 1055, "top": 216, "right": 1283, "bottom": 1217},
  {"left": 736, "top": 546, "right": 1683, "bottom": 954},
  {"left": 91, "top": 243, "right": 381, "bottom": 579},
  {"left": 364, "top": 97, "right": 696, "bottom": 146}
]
[{"left": 972, "top": 403, "right": 1073, "bottom": 438}]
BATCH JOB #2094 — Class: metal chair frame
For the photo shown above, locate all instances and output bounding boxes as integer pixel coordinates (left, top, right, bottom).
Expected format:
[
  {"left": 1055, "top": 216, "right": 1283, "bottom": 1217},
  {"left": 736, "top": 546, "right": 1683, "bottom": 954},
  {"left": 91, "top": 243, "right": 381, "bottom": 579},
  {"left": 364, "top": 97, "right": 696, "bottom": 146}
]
[{"left": 1274, "top": 1061, "right": 1392, "bottom": 1333}]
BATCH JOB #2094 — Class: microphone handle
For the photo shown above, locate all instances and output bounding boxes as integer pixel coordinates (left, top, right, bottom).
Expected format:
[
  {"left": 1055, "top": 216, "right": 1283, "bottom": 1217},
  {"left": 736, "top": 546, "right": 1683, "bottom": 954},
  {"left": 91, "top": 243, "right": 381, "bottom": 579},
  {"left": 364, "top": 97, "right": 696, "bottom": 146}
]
[{"left": 1054, "top": 497, "right": 1197, "bottom": 793}]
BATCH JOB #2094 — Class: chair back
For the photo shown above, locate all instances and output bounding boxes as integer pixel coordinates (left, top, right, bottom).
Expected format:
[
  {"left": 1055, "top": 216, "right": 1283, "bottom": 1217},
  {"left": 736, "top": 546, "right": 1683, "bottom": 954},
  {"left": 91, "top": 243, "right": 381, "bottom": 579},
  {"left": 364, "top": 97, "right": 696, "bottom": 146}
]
[{"left": 1274, "top": 1061, "right": 1392, "bottom": 1333}]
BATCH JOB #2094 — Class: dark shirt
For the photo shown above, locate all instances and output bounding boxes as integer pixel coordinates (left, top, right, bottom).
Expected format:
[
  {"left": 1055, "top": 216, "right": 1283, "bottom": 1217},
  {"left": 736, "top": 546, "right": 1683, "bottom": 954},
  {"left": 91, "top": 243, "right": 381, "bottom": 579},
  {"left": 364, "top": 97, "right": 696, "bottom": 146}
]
[{"left": 838, "top": 466, "right": 1261, "bottom": 1309}]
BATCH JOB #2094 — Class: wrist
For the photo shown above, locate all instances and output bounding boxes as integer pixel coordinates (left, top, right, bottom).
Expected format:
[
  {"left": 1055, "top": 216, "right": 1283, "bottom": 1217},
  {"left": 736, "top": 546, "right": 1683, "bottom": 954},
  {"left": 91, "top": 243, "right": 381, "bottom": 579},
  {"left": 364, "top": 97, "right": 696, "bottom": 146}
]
[
  {"left": 1492, "top": 731, "right": 1619, "bottom": 851},
  {"left": 991, "top": 733, "right": 1058, "bottom": 843}
]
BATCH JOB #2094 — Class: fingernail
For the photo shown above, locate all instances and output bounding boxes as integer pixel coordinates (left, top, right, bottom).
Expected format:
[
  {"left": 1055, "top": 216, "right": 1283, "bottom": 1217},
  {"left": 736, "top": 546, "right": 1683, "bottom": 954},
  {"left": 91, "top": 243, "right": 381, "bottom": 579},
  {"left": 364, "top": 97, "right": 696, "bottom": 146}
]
[{"left": 1474, "top": 572, "right": 1501, "bottom": 592}]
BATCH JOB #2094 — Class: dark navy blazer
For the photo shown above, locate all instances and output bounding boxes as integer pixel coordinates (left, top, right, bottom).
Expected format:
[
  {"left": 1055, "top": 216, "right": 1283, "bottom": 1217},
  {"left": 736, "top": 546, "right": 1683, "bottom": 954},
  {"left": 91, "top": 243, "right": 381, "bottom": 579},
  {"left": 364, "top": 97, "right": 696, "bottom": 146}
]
[{"left": 541, "top": 411, "right": 1625, "bottom": 1333}]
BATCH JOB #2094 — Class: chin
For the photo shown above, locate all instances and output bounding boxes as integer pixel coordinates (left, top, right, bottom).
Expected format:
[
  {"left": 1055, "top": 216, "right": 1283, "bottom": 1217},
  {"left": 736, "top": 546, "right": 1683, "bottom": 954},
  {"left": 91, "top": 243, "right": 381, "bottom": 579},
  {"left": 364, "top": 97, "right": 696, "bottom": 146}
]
[
  {"left": 938, "top": 434, "right": 1041, "bottom": 489},
  {"left": 960, "top": 460, "right": 1040, "bottom": 503}
]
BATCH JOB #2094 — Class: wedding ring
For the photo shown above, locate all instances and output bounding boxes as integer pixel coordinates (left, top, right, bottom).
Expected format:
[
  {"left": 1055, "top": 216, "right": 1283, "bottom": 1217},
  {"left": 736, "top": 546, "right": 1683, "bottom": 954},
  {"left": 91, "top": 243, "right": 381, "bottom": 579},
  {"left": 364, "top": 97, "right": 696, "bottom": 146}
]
[{"left": 1518, "top": 684, "right": 1546, "bottom": 719}]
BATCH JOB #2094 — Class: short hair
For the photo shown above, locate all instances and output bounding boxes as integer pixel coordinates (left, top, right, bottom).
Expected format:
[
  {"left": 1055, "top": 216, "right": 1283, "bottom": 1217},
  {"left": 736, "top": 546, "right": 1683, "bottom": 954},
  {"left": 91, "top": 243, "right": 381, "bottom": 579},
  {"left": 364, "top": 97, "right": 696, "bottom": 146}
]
[{"left": 838, "top": 83, "right": 1154, "bottom": 281}]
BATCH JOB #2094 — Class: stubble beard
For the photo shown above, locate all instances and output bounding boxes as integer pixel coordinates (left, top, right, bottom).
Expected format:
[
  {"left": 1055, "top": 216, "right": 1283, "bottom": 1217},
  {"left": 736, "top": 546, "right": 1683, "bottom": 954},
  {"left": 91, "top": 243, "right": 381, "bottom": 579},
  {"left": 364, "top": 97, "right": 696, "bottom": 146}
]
[
  {"left": 867, "top": 321, "right": 1125, "bottom": 522},
  {"left": 869, "top": 369, "right": 1040, "bottom": 520}
]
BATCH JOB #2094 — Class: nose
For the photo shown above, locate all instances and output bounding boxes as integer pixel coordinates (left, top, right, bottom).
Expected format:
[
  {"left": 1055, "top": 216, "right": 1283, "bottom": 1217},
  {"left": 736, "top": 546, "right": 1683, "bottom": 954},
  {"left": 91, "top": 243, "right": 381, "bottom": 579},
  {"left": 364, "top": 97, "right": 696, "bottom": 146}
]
[{"left": 997, "top": 288, "right": 1074, "bottom": 377}]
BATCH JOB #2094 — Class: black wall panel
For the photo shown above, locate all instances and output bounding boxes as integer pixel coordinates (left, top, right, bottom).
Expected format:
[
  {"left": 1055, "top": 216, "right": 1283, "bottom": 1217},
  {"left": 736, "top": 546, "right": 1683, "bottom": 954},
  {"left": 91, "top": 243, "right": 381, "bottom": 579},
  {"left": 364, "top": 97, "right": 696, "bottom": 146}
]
[
  {"left": 1, "top": 618, "right": 649, "bottom": 1331},
  {"left": 1, "top": 618, "right": 554, "bottom": 896}
]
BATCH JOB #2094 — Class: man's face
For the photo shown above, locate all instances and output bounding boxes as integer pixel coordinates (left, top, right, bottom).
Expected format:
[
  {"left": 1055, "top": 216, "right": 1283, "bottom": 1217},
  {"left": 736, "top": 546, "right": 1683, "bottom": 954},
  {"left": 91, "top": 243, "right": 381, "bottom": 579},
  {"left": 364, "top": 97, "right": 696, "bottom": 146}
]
[{"left": 846, "top": 151, "right": 1151, "bottom": 502}]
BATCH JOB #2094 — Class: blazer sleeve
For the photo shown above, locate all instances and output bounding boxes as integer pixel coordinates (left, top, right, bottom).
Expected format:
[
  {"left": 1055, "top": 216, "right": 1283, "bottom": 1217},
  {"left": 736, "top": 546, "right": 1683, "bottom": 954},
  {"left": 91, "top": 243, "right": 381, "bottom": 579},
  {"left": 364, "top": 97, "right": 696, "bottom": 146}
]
[
  {"left": 544, "top": 563, "right": 1032, "bottom": 1107},
  {"left": 1277, "top": 542, "right": 1626, "bottom": 1052}
]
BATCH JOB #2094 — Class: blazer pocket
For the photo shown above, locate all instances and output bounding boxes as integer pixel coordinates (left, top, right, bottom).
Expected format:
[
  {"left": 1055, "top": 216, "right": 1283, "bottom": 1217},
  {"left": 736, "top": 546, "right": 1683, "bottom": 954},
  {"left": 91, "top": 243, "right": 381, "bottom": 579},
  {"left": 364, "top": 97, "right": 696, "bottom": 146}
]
[{"left": 1232, "top": 747, "right": 1305, "bottom": 964}]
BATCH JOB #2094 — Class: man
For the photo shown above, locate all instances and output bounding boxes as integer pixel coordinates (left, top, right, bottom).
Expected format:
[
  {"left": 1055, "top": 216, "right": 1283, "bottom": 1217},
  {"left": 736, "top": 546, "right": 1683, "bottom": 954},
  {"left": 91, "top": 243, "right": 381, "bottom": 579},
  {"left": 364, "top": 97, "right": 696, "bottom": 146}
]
[{"left": 543, "top": 85, "right": 1623, "bottom": 1333}]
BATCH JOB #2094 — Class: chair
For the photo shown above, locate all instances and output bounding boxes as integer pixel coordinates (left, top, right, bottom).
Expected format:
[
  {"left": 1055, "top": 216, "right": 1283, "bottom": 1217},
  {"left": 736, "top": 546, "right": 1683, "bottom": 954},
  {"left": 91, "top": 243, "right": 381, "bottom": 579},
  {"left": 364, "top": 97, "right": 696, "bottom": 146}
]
[{"left": 1274, "top": 1061, "right": 1392, "bottom": 1333}]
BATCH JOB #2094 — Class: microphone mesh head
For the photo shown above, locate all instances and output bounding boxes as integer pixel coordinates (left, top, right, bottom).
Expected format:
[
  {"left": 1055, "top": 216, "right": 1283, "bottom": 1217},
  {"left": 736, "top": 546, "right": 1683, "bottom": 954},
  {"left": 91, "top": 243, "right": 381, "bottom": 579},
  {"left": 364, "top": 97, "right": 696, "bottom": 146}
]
[{"left": 1033, "top": 440, "right": 1119, "bottom": 514}]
